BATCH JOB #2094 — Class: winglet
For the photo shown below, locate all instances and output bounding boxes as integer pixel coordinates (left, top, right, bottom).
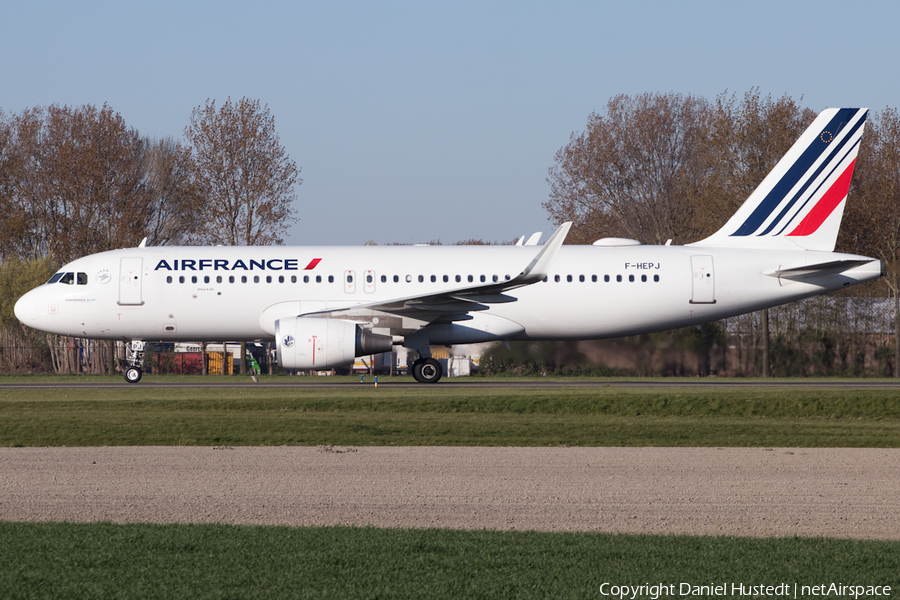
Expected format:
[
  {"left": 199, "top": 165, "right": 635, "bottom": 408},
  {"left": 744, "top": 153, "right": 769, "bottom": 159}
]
[
  {"left": 516, "top": 222, "right": 571, "bottom": 284},
  {"left": 524, "top": 232, "right": 543, "bottom": 246}
]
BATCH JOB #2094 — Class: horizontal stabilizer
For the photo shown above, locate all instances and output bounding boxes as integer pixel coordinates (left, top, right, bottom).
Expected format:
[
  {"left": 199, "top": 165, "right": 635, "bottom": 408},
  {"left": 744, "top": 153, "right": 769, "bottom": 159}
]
[{"left": 765, "top": 259, "right": 875, "bottom": 280}]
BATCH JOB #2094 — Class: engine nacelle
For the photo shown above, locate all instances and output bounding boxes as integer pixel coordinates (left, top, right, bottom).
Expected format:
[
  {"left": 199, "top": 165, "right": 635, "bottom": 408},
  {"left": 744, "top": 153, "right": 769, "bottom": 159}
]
[{"left": 275, "top": 317, "right": 392, "bottom": 370}]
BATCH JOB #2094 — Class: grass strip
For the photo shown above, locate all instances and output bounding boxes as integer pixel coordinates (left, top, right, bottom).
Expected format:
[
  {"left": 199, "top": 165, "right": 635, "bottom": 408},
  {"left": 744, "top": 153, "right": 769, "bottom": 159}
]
[
  {"left": 1, "top": 383, "right": 900, "bottom": 447},
  {"left": 0, "top": 522, "right": 897, "bottom": 600}
]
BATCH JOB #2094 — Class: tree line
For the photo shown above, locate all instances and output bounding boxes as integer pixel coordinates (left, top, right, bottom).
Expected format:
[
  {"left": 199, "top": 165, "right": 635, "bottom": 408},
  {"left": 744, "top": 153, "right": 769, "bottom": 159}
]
[
  {"left": 533, "top": 90, "right": 900, "bottom": 377},
  {"left": 0, "top": 98, "right": 300, "bottom": 373},
  {"left": 2, "top": 90, "right": 898, "bottom": 377}
]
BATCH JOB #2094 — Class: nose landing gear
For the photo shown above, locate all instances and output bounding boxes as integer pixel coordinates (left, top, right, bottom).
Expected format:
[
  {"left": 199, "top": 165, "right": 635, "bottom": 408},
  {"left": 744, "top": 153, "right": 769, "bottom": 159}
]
[{"left": 123, "top": 340, "right": 144, "bottom": 383}]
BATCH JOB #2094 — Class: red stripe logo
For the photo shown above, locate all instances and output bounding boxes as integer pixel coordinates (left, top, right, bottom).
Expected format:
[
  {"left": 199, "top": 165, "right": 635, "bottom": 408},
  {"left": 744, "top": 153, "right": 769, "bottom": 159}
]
[
  {"left": 787, "top": 159, "right": 856, "bottom": 237},
  {"left": 304, "top": 258, "right": 322, "bottom": 270}
]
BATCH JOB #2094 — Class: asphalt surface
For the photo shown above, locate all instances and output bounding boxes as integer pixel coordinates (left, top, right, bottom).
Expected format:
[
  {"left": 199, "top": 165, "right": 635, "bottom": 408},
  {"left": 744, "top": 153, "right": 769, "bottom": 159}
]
[{"left": 2, "top": 379, "right": 900, "bottom": 389}]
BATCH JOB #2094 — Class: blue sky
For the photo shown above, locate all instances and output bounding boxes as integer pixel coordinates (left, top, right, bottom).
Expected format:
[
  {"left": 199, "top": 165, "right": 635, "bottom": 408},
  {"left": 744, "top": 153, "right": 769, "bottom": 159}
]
[{"left": 2, "top": 0, "right": 897, "bottom": 246}]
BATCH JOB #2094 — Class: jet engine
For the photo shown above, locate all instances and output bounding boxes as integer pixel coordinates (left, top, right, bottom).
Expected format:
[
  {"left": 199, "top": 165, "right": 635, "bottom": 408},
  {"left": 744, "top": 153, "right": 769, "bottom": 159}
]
[{"left": 275, "top": 317, "right": 392, "bottom": 370}]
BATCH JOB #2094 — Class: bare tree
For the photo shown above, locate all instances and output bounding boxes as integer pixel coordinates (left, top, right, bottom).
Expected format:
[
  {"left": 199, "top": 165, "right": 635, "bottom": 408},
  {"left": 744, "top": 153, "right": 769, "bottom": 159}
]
[
  {"left": 0, "top": 104, "right": 201, "bottom": 264},
  {"left": 142, "top": 137, "right": 201, "bottom": 246},
  {"left": 185, "top": 97, "right": 301, "bottom": 373},
  {"left": 185, "top": 97, "right": 300, "bottom": 246},
  {"left": 841, "top": 107, "right": 900, "bottom": 376},
  {"left": 545, "top": 92, "right": 712, "bottom": 245}
]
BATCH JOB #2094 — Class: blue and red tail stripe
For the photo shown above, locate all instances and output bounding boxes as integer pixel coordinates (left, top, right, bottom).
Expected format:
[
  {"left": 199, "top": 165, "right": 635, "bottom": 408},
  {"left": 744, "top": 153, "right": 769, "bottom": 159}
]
[{"left": 730, "top": 108, "right": 867, "bottom": 238}]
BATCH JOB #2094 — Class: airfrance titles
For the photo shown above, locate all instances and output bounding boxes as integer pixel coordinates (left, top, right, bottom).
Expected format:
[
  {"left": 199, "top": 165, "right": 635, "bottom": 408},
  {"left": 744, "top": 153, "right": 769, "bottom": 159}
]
[{"left": 154, "top": 258, "right": 321, "bottom": 271}]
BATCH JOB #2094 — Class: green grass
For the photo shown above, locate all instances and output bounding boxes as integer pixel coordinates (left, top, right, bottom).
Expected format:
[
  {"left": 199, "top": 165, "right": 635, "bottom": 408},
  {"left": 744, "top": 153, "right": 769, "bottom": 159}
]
[
  {"left": 0, "top": 522, "right": 897, "bottom": 600},
  {"left": 3, "top": 378, "right": 898, "bottom": 597},
  {"left": 1, "top": 378, "right": 900, "bottom": 447}
]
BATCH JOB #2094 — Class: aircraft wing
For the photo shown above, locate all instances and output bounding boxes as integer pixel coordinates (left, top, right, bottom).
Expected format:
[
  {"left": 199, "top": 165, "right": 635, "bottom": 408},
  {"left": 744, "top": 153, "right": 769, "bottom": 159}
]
[{"left": 304, "top": 222, "right": 571, "bottom": 327}]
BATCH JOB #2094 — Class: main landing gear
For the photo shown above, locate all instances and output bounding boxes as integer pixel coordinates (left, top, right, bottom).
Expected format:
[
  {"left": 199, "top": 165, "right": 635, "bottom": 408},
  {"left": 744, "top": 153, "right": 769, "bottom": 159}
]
[
  {"left": 412, "top": 357, "right": 442, "bottom": 384},
  {"left": 124, "top": 340, "right": 144, "bottom": 383}
]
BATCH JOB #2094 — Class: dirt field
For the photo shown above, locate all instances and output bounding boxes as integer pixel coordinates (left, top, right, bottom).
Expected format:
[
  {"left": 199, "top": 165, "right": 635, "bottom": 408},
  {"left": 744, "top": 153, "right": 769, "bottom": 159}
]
[{"left": 1, "top": 446, "right": 897, "bottom": 539}]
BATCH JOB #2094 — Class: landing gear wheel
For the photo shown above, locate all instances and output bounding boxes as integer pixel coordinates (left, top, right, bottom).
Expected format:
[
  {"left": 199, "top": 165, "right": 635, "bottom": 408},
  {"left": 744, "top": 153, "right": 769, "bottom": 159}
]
[
  {"left": 124, "top": 340, "right": 145, "bottom": 384},
  {"left": 124, "top": 366, "right": 142, "bottom": 383},
  {"left": 413, "top": 357, "right": 442, "bottom": 384}
]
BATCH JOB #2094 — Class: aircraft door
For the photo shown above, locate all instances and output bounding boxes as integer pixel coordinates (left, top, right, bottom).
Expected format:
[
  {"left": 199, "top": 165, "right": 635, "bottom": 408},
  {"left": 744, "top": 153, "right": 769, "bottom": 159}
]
[
  {"left": 344, "top": 270, "right": 356, "bottom": 294},
  {"left": 119, "top": 258, "right": 144, "bottom": 306},
  {"left": 364, "top": 270, "right": 376, "bottom": 294},
  {"left": 690, "top": 255, "right": 716, "bottom": 304}
]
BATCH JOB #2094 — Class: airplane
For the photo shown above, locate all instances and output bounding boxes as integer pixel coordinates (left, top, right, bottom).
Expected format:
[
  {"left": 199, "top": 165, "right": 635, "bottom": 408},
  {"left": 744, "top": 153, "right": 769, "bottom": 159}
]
[{"left": 14, "top": 107, "right": 883, "bottom": 383}]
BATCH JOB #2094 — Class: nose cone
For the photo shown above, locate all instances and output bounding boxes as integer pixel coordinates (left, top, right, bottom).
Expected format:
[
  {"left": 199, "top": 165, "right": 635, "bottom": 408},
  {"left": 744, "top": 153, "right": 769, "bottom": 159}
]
[{"left": 14, "top": 290, "right": 38, "bottom": 326}]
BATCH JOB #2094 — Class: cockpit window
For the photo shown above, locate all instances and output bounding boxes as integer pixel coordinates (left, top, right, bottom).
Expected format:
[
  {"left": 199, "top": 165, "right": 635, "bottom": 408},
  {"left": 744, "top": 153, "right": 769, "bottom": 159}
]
[
  {"left": 59, "top": 272, "right": 75, "bottom": 285},
  {"left": 77, "top": 272, "right": 87, "bottom": 285},
  {"left": 47, "top": 273, "right": 64, "bottom": 284}
]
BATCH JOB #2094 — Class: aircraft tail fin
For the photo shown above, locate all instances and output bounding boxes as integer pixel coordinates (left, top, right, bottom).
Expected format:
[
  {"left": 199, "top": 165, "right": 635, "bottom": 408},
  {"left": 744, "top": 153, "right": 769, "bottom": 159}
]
[{"left": 691, "top": 107, "right": 868, "bottom": 252}]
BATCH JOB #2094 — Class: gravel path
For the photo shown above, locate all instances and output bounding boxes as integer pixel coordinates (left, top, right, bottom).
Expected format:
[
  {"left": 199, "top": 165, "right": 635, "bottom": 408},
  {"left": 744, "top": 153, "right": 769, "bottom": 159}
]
[{"left": 1, "top": 446, "right": 898, "bottom": 539}]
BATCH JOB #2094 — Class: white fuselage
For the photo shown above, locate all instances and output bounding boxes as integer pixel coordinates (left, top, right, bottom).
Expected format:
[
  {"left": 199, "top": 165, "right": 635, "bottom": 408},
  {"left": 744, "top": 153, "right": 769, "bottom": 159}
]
[{"left": 14, "top": 243, "right": 883, "bottom": 345}]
